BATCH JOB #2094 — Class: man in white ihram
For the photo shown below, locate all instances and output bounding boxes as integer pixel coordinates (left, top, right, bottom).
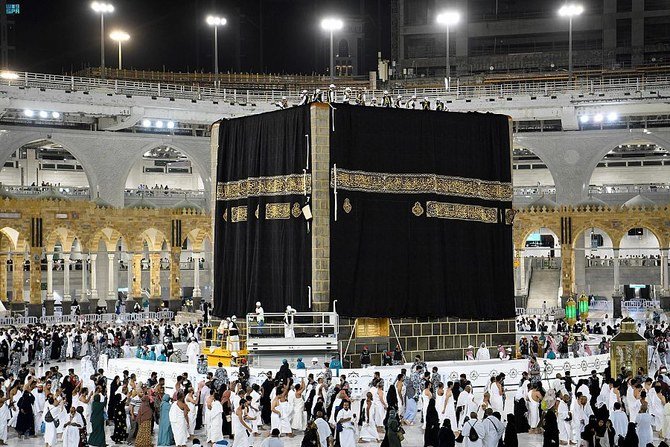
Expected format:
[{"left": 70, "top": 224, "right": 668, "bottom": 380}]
[
  {"left": 476, "top": 342, "right": 491, "bottom": 360},
  {"left": 186, "top": 338, "right": 200, "bottom": 365}
]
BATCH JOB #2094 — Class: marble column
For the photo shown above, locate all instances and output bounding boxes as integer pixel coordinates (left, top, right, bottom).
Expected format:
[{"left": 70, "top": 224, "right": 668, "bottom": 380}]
[
  {"left": 573, "top": 235, "right": 586, "bottom": 294},
  {"left": 107, "top": 253, "right": 116, "bottom": 299},
  {"left": 518, "top": 255, "right": 526, "bottom": 295},
  {"left": 613, "top": 248, "right": 621, "bottom": 294},
  {"left": 132, "top": 253, "right": 143, "bottom": 298},
  {"left": 46, "top": 254, "right": 54, "bottom": 300},
  {"left": 0, "top": 254, "right": 7, "bottom": 302},
  {"left": 90, "top": 254, "right": 98, "bottom": 299},
  {"left": 63, "top": 254, "right": 71, "bottom": 301},
  {"left": 29, "top": 248, "right": 42, "bottom": 306},
  {"left": 662, "top": 248, "right": 669, "bottom": 292},
  {"left": 170, "top": 247, "right": 181, "bottom": 300},
  {"left": 126, "top": 253, "right": 133, "bottom": 293},
  {"left": 13, "top": 254, "right": 24, "bottom": 304},
  {"left": 192, "top": 252, "right": 202, "bottom": 298},
  {"left": 149, "top": 253, "right": 161, "bottom": 298},
  {"left": 81, "top": 254, "right": 89, "bottom": 301}
]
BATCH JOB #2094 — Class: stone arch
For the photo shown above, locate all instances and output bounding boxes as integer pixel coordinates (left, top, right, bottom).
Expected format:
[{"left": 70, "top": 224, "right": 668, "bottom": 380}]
[
  {"left": 588, "top": 138, "right": 670, "bottom": 191},
  {"left": 123, "top": 141, "right": 208, "bottom": 192},
  {"left": 512, "top": 145, "right": 557, "bottom": 193},
  {"left": 0, "top": 136, "right": 97, "bottom": 196},
  {"left": 183, "top": 228, "right": 210, "bottom": 252},
  {"left": 520, "top": 227, "right": 562, "bottom": 258},
  {"left": 618, "top": 224, "right": 663, "bottom": 257},
  {"left": 87, "top": 227, "right": 127, "bottom": 252},
  {"left": 44, "top": 227, "right": 80, "bottom": 253},
  {"left": 0, "top": 227, "right": 21, "bottom": 252},
  {"left": 133, "top": 227, "right": 169, "bottom": 252}
]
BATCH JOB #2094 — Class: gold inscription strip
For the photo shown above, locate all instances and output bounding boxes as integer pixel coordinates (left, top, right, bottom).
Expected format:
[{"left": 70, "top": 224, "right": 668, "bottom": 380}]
[
  {"left": 331, "top": 169, "right": 512, "bottom": 202},
  {"left": 217, "top": 173, "right": 311, "bottom": 201},
  {"left": 230, "top": 205, "right": 248, "bottom": 223},
  {"left": 426, "top": 201, "right": 498, "bottom": 224},
  {"left": 266, "top": 203, "right": 291, "bottom": 220}
]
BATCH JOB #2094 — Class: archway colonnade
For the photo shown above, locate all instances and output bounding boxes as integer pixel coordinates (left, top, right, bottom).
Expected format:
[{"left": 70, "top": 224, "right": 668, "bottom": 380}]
[
  {"left": 0, "top": 196, "right": 211, "bottom": 316},
  {"left": 514, "top": 204, "right": 670, "bottom": 301}
]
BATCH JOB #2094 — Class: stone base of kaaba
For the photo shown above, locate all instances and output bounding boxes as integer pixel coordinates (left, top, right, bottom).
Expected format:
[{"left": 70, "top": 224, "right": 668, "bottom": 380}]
[{"left": 338, "top": 317, "right": 517, "bottom": 368}]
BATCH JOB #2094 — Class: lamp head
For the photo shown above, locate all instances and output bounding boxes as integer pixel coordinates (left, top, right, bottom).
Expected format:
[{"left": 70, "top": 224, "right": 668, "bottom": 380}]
[
  {"left": 321, "top": 17, "right": 344, "bottom": 32},
  {"left": 91, "top": 2, "right": 114, "bottom": 13},
  {"left": 559, "top": 3, "right": 584, "bottom": 17},
  {"left": 206, "top": 15, "right": 227, "bottom": 26},
  {"left": 109, "top": 30, "right": 130, "bottom": 42},
  {"left": 436, "top": 10, "right": 460, "bottom": 26}
]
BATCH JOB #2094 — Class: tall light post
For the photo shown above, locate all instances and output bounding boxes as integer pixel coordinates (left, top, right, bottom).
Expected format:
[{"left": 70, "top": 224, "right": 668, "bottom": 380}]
[
  {"left": 90, "top": 2, "right": 114, "bottom": 78},
  {"left": 559, "top": 3, "right": 584, "bottom": 80},
  {"left": 436, "top": 10, "right": 460, "bottom": 87},
  {"left": 321, "top": 17, "right": 344, "bottom": 81},
  {"left": 109, "top": 30, "right": 129, "bottom": 70},
  {"left": 206, "top": 15, "right": 227, "bottom": 75}
]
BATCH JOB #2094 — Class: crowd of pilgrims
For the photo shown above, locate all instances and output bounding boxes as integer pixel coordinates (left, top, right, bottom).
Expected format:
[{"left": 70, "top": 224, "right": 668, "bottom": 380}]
[
  {"left": 0, "top": 321, "right": 206, "bottom": 370},
  {"left": 4, "top": 318, "right": 670, "bottom": 446}
]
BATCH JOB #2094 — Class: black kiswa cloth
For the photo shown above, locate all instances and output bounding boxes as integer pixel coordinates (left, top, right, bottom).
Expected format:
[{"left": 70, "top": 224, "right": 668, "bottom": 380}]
[
  {"left": 329, "top": 105, "right": 514, "bottom": 319},
  {"left": 214, "top": 106, "right": 311, "bottom": 317}
]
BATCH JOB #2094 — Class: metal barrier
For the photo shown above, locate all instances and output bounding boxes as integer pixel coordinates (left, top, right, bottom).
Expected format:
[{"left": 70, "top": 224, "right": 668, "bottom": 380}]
[
  {"left": 245, "top": 311, "right": 339, "bottom": 339},
  {"left": 0, "top": 310, "right": 175, "bottom": 326},
  {"left": 516, "top": 307, "right": 565, "bottom": 318},
  {"left": 622, "top": 299, "right": 660, "bottom": 310}
]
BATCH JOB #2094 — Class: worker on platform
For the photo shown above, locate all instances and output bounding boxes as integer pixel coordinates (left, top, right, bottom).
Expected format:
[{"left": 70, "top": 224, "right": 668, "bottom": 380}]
[
  {"left": 228, "top": 316, "right": 240, "bottom": 352},
  {"left": 255, "top": 302, "right": 265, "bottom": 334},
  {"left": 283, "top": 306, "right": 296, "bottom": 338}
]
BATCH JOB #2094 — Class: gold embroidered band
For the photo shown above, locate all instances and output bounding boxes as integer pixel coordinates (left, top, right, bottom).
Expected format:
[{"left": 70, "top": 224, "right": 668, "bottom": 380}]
[
  {"left": 217, "top": 173, "right": 311, "bottom": 201},
  {"left": 331, "top": 169, "right": 512, "bottom": 202},
  {"left": 266, "top": 203, "right": 291, "bottom": 220},
  {"left": 426, "top": 201, "right": 498, "bottom": 224},
  {"left": 230, "top": 205, "right": 248, "bottom": 223}
]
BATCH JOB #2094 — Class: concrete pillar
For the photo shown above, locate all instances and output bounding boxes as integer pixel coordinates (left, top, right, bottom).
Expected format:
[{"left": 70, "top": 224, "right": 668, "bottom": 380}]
[
  {"left": 149, "top": 253, "right": 161, "bottom": 298},
  {"left": 11, "top": 254, "right": 23, "bottom": 303},
  {"left": 46, "top": 254, "right": 54, "bottom": 300},
  {"left": 192, "top": 252, "right": 201, "bottom": 298},
  {"left": 662, "top": 248, "right": 669, "bottom": 292},
  {"left": 90, "top": 254, "right": 98, "bottom": 299},
  {"left": 0, "top": 254, "right": 7, "bottom": 302},
  {"left": 63, "top": 254, "right": 71, "bottom": 301},
  {"left": 132, "top": 253, "right": 143, "bottom": 298},
  {"left": 107, "top": 253, "right": 115, "bottom": 299},
  {"left": 310, "top": 103, "right": 331, "bottom": 311},
  {"left": 613, "top": 248, "right": 621, "bottom": 294}
]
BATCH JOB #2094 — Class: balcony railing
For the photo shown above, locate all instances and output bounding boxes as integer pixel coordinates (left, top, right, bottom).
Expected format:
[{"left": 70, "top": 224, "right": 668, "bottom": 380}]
[
  {"left": 3, "top": 185, "right": 206, "bottom": 208},
  {"left": 1, "top": 70, "right": 669, "bottom": 106}
]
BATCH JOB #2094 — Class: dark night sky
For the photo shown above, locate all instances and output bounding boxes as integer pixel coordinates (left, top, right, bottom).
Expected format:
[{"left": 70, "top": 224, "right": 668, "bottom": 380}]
[{"left": 10, "top": 0, "right": 390, "bottom": 75}]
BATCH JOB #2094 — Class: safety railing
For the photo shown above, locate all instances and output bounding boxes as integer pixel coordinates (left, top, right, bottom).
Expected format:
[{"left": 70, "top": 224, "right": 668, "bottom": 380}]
[
  {"left": 245, "top": 311, "right": 339, "bottom": 339},
  {"left": 0, "top": 310, "right": 174, "bottom": 326},
  {"left": 516, "top": 307, "right": 565, "bottom": 318},
  {"left": 2, "top": 71, "right": 670, "bottom": 106}
]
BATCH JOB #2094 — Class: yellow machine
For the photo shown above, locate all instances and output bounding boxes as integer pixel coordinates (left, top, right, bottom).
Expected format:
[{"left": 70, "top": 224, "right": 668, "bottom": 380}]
[{"left": 201, "top": 326, "right": 248, "bottom": 367}]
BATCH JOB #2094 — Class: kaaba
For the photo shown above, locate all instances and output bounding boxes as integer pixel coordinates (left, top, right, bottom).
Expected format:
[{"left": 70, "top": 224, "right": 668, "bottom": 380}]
[{"left": 212, "top": 103, "right": 516, "bottom": 362}]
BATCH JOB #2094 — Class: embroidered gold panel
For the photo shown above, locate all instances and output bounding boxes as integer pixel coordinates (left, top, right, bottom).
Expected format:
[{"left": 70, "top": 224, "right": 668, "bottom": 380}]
[
  {"left": 266, "top": 203, "right": 291, "bottom": 220},
  {"left": 331, "top": 168, "right": 512, "bottom": 202},
  {"left": 217, "top": 173, "right": 311, "bottom": 201},
  {"left": 426, "top": 201, "right": 498, "bottom": 224},
  {"left": 230, "top": 206, "right": 248, "bottom": 223}
]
